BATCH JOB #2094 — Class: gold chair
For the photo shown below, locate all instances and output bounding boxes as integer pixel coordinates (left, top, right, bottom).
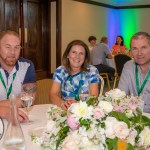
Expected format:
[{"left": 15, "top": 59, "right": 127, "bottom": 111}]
[
  {"left": 35, "top": 78, "right": 53, "bottom": 104},
  {"left": 99, "top": 73, "right": 111, "bottom": 90},
  {"left": 113, "top": 53, "right": 132, "bottom": 89},
  {"left": 98, "top": 74, "right": 105, "bottom": 95}
]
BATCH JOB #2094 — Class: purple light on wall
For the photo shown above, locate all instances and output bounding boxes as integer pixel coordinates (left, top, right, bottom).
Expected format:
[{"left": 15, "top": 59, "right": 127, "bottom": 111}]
[{"left": 107, "top": 9, "right": 120, "bottom": 49}]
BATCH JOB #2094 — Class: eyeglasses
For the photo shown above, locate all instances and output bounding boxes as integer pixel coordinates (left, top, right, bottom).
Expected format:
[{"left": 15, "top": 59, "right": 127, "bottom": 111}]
[{"left": 3, "top": 44, "right": 22, "bottom": 51}]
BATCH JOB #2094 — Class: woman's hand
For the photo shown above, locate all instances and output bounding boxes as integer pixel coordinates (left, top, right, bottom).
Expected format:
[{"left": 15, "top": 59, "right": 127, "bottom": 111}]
[{"left": 61, "top": 98, "right": 77, "bottom": 110}]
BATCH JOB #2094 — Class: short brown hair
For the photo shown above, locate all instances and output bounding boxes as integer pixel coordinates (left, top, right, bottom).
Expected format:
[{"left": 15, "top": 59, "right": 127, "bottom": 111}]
[
  {"left": 62, "top": 40, "right": 90, "bottom": 74},
  {"left": 100, "top": 36, "right": 108, "bottom": 43},
  {"left": 88, "top": 36, "right": 97, "bottom": 42},
  {"left": 0, "top": 30, "right": 20, "bottom": 42}
]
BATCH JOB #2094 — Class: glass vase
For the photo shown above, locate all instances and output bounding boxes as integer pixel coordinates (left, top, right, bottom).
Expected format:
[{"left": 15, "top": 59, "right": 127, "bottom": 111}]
[{"left": 2, "top": 94, "right": 26, "bottom": 150}]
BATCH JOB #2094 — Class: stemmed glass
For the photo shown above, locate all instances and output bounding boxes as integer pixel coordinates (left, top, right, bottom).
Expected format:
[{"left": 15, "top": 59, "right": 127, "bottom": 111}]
[{"left": 20, "top": 83, "right": 36, "bottom": 124}]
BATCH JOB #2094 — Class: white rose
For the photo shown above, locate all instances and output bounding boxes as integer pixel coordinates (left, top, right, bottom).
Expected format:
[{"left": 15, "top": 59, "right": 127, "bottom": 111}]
[
  {"left": 105, "top": 88, "right": 126, "bottom": 100},
  {"left": 104, "top": 117, "right": 118, "bottom": 139},
  {"left": 99, "top": 101, "right": 113, "bottom": 114},
  {"left": 127, "top": 129, "right": 137, "bottom": 146},
  {"left": 47, "top": 120, "right": 56, "bottom": 132},
  {"left": 62, "top": 131, "right": 80, "bottom": 150},
  {"left": 138, "top": 126, "right": 150, "bottom": 148},
  {"left": 114, "top": 122, "right": 130, "bottom": 139}
]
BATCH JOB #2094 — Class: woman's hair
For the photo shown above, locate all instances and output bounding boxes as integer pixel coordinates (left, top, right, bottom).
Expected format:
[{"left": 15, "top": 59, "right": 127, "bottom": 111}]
[
  {"left": 88, "top": 36, "right": 97, "bottom": 42},
  {"left": 115, "top": 35, "right": 124, "bottom": 46},
  {"left": 0, "top": 30, "right": 20, "bottom": 42},
  {"left": 62, "top": 40, "right": 90, "bottom": 74},
  {"left": 130, "top": 32, "right": 150, "bottom": 47}
]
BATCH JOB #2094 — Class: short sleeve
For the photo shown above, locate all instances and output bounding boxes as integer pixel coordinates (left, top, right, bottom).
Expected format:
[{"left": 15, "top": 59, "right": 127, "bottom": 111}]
[
  {"left": 88, "top": 65, "right": 99, "bottom": 84},
  {"left": 23, "top": 61, "right": 36, "bottom": 83},
  {"left": 52, "top": 66, "right": 68, "bottom": 84}
]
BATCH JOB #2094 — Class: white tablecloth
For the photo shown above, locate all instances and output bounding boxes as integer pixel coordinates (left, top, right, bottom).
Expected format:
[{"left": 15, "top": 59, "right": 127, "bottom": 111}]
[
  {"left": 0, "top": 104, "right": 50, "bottom": 150},
  {"left": 106, "top": 58, "right": 115, "bottom": 68}
]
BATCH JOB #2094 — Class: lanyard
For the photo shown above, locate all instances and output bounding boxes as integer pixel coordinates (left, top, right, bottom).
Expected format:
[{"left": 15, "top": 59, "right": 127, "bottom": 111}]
[
  {"left": 0, "top": 71, "right": 17, "bottom": 99},
  {"left": 65, "top": 72, "right": 83, "bottom": 101},
  {"left": 135, "top": 65, "right": 150, "bottom": 96}
]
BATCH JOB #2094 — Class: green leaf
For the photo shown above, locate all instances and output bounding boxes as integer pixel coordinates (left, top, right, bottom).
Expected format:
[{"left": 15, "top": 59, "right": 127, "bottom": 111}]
[
  {"left": 79, "top": 118, "right": 91, "bottom": 130},
  {"left": 86, "top": 96, "right": 97, "bottom": 106},
  {"left": 127, "top": 143, "right": 134, "bottom": 150},
  {"left": 111, "top": 111, "right": 130, "bottom": 128},
  {"left": 106, "top": 138, "right": 118, "bottom": 150},
  {"left": 56, "top": 126, "right": 69, "bottom": 149}
]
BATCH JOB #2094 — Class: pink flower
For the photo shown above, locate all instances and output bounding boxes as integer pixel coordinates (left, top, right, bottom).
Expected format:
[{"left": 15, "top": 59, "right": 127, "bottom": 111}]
[
  {"left": 128, "top": 103, "right": 137, "bottom": 112},
  {"left": 67, "top": 114, "right": 79, "bottom": 130},
  {"left": 114, "top": 106, "right": 123, "bottom": 112},
  {"left": 93, "top": 108, "right": 105, "bottom": 119}
]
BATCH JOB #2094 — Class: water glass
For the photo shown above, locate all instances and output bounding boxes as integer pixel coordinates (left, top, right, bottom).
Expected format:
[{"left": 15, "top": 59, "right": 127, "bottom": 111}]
[{"left": 79, "top": 93, "right": 89, "bottom": 101}]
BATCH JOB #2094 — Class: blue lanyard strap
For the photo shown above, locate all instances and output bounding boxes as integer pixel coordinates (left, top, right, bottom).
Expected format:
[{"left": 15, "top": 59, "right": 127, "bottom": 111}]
[
  {"left": 135, "top": 65, "right": 150, "bottom": 96},
  {"left": 0, "top": 71, "right": 17, "bottom": 99}
]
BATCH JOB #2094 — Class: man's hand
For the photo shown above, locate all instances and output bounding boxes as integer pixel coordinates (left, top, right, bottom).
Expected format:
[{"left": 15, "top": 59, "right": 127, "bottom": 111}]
[
  {"left": 17, "top": 108, "right": 29, "bottom": 122},
  {"left": 0, "top": 106, "right": 28, "bottom": 122}
]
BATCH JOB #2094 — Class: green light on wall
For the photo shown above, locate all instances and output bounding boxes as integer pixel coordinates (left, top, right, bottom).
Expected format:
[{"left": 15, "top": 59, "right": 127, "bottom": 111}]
[{"left": 119, "top": 9, "right": 139, "bottom": 49}]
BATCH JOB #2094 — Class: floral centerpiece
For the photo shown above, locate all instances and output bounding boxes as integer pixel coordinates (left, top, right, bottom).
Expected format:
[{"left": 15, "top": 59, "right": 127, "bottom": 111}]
[{"left": 31, "top": 89, "right": 150, "bottom": 150}]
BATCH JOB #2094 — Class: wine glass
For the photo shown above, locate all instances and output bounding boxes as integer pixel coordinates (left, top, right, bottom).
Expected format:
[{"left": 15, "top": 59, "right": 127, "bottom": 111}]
[{"left": 20, "top": 83, "right": 36, "bottom": 124}]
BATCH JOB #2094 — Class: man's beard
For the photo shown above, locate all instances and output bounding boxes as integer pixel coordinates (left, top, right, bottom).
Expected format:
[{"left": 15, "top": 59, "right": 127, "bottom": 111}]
[{"left": 0, "top": 55, "right": 18, "bottom": 67}]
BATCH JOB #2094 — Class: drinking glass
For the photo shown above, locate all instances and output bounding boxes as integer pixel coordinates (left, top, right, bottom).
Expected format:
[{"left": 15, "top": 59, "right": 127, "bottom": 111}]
[
  {"left": 79, "top": 92, "right": 89, "bottom": 102},
  {"left": 20, "top": 83, "right": 36, "bottom": 124}
]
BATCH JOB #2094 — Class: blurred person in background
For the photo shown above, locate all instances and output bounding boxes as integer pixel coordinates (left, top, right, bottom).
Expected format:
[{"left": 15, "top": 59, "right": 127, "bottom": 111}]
[
  {"left": 112, "top": 35, "right": 126, "bottom": 55},
  {"left": 88, "top": 36, "right": 97, "bottom": 52},
  {"left": 91, "top": 36, "right": 115, "bottom": 80}
]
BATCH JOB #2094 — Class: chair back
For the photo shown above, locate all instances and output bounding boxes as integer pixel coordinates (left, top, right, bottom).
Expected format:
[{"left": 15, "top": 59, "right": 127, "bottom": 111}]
[
  {"left": 98, "top": 75, "right": 104, "bottom": 96},
  {"left": 114, "top": 54, "right": 132, "bottom": 76},
  {"left": 35, "top": 78, "right": 52, "bottom": 104}
]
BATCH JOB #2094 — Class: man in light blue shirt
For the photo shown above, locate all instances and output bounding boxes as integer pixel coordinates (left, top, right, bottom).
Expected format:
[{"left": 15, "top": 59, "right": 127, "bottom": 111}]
[
  {"left": 91, "top": 36, "right": 115, "bottom": 79},
  {"left": 118, "top": 32, "right": 150, "bottom": 113}
]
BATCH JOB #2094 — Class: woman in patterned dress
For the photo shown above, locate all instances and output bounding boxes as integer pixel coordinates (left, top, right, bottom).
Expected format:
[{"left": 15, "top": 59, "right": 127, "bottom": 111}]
[{"left": 50, "top": 40, "right": 100, "bottom": 110}]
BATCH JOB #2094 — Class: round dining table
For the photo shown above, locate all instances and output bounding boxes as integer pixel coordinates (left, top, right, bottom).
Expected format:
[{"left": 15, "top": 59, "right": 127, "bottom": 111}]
[
  {"left": 0, "top": 104, "right": 50, "bottom": 150},
  {"left": 0, "top": 104, "right": 150, "bottom": 150}
]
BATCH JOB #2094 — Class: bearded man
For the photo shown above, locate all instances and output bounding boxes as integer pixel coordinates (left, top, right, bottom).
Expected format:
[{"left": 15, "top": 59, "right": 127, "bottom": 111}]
[{"left": 0, "top": 30, "right": 36, "bottom": 121}]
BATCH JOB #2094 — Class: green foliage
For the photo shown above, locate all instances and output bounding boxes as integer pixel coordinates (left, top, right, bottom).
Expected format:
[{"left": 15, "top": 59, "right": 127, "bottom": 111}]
[
  {"left": 79, "top": 118, "right": 91, "bottom": 130},
  {"left": 106, "top": 138, "right": 118, "bottom": 150},
  {"left": 56, "top": 126, "right": 69, "bottom": 149},
  {"left": 111, "top": 111, "right": 130, "bottom": 128},
  {"left": 86, "top": 96, "right": 97, "bottom": 106},
  {"left": 127, "top": 143, "right": 134, "bottom": 150}
]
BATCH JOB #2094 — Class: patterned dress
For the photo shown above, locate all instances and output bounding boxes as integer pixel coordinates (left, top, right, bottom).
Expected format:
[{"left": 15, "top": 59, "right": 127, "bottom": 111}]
[{"left": 52, "top": 65, "right": 99, "bottom": 101}]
